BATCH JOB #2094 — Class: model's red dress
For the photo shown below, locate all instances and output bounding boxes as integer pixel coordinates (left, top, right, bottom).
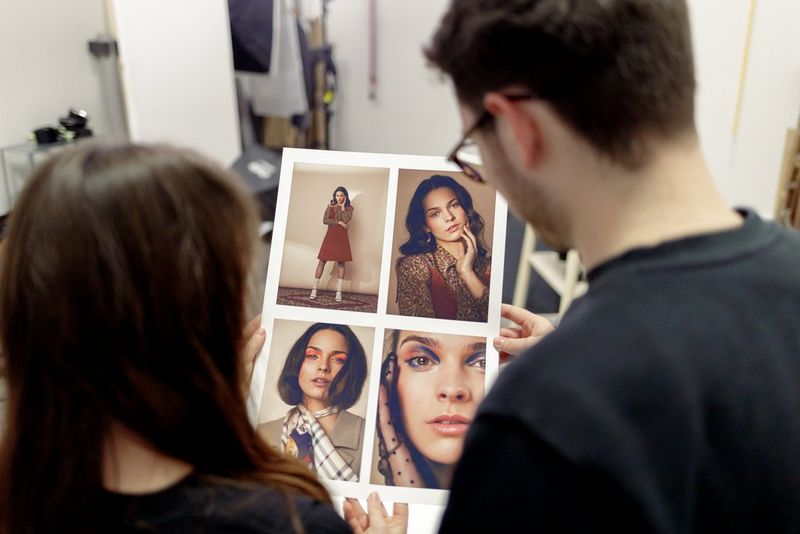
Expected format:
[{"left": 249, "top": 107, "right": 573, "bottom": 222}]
[{"left": 317, "top": 204, "right": 353, "bottom": 262}]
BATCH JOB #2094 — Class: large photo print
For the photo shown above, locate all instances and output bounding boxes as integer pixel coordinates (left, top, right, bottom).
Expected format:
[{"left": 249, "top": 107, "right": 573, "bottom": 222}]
[{"left": 252, "top": 149, "right": 507, "bottom": 507}]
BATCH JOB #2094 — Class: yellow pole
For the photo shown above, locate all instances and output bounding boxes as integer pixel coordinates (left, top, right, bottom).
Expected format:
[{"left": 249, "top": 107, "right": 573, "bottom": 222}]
[{"left": 732, "top": 0, "right": 758, "bottom": 135}]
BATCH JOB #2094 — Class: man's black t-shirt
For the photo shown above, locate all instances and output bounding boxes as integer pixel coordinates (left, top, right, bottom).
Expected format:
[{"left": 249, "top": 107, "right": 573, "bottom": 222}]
[
  {"left": 441, "top": 211, "right": 800, "bottom": 533},
  {"left": 101, "top": 473, "right": 350, "bottom": 533}
]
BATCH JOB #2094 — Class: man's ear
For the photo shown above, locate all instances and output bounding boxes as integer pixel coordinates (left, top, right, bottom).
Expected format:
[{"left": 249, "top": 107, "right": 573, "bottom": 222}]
[{"left": 483, "top": 92, "right": 540, "bottom": 169}]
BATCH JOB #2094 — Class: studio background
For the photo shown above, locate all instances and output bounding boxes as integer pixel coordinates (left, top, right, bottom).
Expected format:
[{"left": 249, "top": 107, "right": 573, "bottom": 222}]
[
  {"left": 278, "top": 163, "right": 390, "bottom": 294},
  {"left": 258, "top": 319, "right": 375, "bottom": 425},
  {"left": 386, "top": 169, "right": 497, "bottom": 316}
]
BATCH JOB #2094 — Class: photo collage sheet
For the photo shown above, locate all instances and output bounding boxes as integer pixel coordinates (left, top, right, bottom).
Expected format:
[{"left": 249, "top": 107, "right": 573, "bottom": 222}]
[{"left": 248, "top": 148, "right": 507, "bottom": 506}]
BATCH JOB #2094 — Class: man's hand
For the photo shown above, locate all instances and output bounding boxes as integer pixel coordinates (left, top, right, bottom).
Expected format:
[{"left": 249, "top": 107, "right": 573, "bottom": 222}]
[
  {"left": 493, "top": 304, "right": 555, "bottom": 361},
  {"left": 240, "top": 314, "right": 266, "bottom": 395},
  {"left": 343, "top": 493, "right": 408, "bottom": 534}
]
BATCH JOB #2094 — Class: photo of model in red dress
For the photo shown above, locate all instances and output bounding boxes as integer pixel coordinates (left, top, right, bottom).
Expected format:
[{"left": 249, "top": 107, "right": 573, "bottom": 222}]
[
  {"left": 276, "top": 162, "right": 389, "bottom": 313},
  {"left": 310, "top": 187, "right": 353, "bottom": 303}
]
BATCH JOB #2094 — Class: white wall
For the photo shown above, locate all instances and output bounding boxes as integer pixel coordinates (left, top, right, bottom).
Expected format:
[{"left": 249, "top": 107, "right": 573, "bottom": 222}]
[
  {"left": 327, "top": 0, "right": 800, "bottom": 215},
  {"left": 0, "top": 0, "right": 110, "bottom": 211},
  {"left": 327, "top": 0, "right": 460, "bottom": 156},
  {"left": 111, "top": 0, "right": 241, "bottom": 166},
  {"left": 691, "top": 0, "right": 800, "bottom": 215}
]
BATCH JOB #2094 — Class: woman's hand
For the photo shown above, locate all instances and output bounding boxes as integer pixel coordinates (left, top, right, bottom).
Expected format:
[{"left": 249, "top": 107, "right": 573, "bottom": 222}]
[
  {"left": 455, "top": 224, "right": 477, "bottom": 277},
  {"left": 376, "top": 384, "right": 422, "bottom": 486},
  {"left": 493, "top": 304, "right": 555, "bottom": 362},
  {"left": 240, "top": 314, "right": 266, "bottom": 395},
  {"left": 343, "top": 494, "right": 408, "bottom": 534},
  {"left": 454, "top": 224, "right": 486, "bottom": 299},
  {"left": 338, "top": 221, "right": 349, "bottom": 229}
]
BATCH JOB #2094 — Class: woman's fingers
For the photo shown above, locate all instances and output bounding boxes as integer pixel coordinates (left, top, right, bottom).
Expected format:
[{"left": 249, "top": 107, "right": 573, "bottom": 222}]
[
  {"left": 240, "top": 316, "right": 266, "bottom": 391},
  {"left": 243, "top": 314, "right": 262, "bottom": 339},
  {"left": 369, "top": 492, "right": 389, "bottom": 521},
  {"left": 345, "top": 494, "right": 407, "bottom": 534},
  {"left": 343, "top": 499, "right": 367, "bottom": 534},
  {"left": 462, "top": 225, "right": 477, "bottom": 251},
  {"left": 392, "top": 502, "right": 409, "bottom": 528}
]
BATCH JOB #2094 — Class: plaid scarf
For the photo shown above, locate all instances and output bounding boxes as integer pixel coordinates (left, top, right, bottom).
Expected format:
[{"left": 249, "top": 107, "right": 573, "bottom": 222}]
[{"left": 280, "top": 404, "right": 358, "bottom": 482}]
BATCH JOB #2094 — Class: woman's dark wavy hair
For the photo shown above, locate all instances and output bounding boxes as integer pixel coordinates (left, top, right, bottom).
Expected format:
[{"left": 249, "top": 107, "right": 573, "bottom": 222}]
[
  {"left": 0, "top": 142, "right": 329, "bottom": 534},
  {"left": 398, "top": 175, "right": 488, "bottom": 256},
  {"left": 277, "top": 323, "right": 367, "bottom": 411},
  {"left": 330, "top": 186, "right": 351, "bottom": 208},
  {"left": 378, "top": 331, "right": 440, "bottom": 489}
]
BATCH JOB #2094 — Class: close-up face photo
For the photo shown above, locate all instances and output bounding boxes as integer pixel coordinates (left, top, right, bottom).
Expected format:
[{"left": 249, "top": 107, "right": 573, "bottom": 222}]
[
  {"left": 422, "top": 187, "right": 469, "bottom": 244},
  {"left": 395, "top": 331, "right": 486, "bottom": 465},
  {"left": 298, "top": 328, "right": 350, "bottom": 410}
]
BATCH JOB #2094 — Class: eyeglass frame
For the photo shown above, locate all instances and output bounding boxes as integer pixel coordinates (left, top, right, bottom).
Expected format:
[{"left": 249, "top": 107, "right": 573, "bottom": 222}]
[{"left": 446, "top": 93, "right": 536, "bottom": 184}]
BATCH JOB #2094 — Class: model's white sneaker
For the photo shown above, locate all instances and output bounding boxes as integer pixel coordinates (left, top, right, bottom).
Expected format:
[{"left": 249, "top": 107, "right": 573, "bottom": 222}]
[
  {"left": 335, "top": 291, "right": 342, "bottom": 302},
  {"left": 309, "top": 288, "right": 317, "bottom": 300}
]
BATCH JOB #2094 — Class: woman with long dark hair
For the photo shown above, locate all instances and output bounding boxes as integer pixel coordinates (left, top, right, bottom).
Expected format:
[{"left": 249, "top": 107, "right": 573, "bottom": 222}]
[
  {"left": 310, "top": 186, "right": 354, "bottom": 303},
  {"left": 0, "top": 143, "right": 348, "bottom": 533},
  {"left": 374, "top": 330, "right": 486, "bottom": 489},
  {"left": 395, "top": 175, "right": 491, "bottom": 322},
  {"left": 258, "top": 323, "right": 368, "bottom": 482}
]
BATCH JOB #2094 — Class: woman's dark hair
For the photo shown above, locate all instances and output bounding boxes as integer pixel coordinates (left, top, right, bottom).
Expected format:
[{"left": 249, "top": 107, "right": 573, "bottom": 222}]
[
  {"left": 278, "top": 323, "right": 368, "bottom": 411},
  {"left": 398, "top": 175, "right": 488, "bottom": 256},
  {"left": 330, "top": 186, "right": 351, "bottom": 208},
  {"left": 0, "top": 143, "right": 329, "bottom": 534},
  {"left": 379, "top": 331, "right": 440, "bottom": 489}
]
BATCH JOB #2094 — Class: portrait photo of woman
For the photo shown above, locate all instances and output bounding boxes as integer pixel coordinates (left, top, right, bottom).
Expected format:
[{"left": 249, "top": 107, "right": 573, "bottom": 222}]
[
  {"left": 277, "top": 163, "right": 390, "bottom": 313},
  {"left": 388, "top": 171, "right": 496, "bottom": 322},
  {"left": 310, "top": 186, "right": 353, "bottom": 302},
  {"left": 370, "top": 329, "right": 486, "bottom": 490},
  {"left": 257, "top": 321, "right": 372, "bottom": 482}
]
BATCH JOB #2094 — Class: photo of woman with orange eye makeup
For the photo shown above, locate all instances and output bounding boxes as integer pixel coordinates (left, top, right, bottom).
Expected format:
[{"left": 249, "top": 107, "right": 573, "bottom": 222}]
[
  {"left": 257, "top": 323, "right": 369, "bottom": 482},
  {"left": 371, "top": 330, "right": 486, "bottom": 489}
]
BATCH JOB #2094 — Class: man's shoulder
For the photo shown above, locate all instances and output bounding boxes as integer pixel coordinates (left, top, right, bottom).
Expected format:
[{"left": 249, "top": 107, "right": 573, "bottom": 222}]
[{"left": 479, "top": 299, "right": 691, "bottom": 448}]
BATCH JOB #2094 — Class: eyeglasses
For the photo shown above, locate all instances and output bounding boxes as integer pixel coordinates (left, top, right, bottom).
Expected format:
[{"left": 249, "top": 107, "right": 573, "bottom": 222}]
[{"left": 446, "top": 94, "right": 535, "bottom": 184}]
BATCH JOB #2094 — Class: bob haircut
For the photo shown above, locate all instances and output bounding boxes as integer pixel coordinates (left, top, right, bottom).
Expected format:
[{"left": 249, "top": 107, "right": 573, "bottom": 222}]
[
  {"left": 0, "top": 142, "right": 328, "bottom": 533},
  {"left": 330, "top": 186, "right": 351, "bottom": 208},
  {"left": 398, "top": 174, "right": 488, "bottom": 256},
  {"left": 277, "top": 323, "right": 368, "bottom": 410}
]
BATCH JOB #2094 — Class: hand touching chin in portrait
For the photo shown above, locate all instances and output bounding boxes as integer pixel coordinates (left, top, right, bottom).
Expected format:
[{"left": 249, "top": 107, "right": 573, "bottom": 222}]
[{"left": 395, "top": 175, "right": 491, "bottom": 322}]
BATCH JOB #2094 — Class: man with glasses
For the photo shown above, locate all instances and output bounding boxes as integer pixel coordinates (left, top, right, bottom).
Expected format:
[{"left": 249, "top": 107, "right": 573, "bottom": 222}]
[
  {"left": 429, "top": 0, "right": 799, "bottom": 532},
  {"left": 344, "top": 1, "right": 799, "bottom": 532}
]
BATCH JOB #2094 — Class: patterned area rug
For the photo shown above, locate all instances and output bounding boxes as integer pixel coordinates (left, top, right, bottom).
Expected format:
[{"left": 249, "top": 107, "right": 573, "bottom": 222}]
[{"left": 277, "top": 287, "right": 379, "bottom": 313}]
